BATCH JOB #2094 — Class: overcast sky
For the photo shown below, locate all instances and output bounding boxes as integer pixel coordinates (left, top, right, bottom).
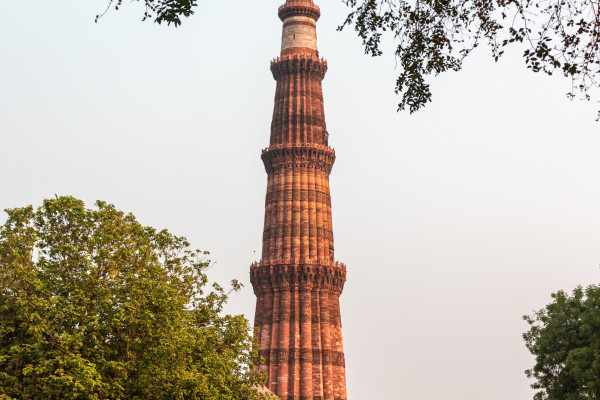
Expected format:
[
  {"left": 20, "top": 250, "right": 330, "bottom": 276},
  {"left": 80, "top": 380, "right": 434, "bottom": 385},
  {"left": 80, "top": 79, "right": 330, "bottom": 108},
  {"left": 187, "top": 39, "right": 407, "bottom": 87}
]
[{"left": 2, "top": 1, "right": 600, "bottom": 399}]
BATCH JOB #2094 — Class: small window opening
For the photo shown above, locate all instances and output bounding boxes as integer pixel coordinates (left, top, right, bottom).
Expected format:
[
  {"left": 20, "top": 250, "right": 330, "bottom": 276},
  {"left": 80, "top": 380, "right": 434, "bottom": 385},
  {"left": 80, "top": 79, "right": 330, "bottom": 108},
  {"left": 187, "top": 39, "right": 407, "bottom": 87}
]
[{"left": 293, "top": 34, "right": 296, "bottom": 40}]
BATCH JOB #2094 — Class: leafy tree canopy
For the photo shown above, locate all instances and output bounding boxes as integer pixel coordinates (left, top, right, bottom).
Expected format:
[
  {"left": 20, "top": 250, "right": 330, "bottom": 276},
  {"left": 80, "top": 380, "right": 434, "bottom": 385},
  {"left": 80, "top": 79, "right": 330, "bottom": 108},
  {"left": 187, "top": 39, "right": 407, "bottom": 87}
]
[
  {"left": 0, "top": 196, "right": 272, "bottom": 400},
  {"left": 340, "top": 0, "right": 599, "bottom": 117},
  {"left": 100, "top": 0, "right": 599, "bottom": 119},
  {"left": 523, "top": 285, "right": 600, "bottom": 400}
]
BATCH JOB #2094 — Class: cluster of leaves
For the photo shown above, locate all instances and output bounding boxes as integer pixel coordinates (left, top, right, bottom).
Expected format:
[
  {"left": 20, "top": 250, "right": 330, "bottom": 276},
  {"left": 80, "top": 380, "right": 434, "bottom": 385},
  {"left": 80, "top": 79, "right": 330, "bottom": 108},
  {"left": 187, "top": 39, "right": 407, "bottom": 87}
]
[
  {"left": 339, "top": 0, "right": 600, "bottom": 118},
  {"left": 0, "top": 196, "right": 273, "bottom": 400},
  {"left": 523, "top": 285, "right": 600, "bottom": 400},
  {"left": 339, "top": 0, "right": 503, "bottom": 113},
  {"left": 520, "top": 0, "right": 600, "bottom": 117},
  {"left": 96, "top": 0, "right": 197, "bottom": 26}
]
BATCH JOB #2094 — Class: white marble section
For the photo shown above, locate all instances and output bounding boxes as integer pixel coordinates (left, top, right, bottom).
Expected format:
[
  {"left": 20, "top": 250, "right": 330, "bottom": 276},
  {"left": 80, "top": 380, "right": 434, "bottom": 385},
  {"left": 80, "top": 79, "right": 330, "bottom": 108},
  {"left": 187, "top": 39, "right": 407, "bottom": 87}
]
[{"left": 281, "top": 16, "right": 317, "bottom": 52}]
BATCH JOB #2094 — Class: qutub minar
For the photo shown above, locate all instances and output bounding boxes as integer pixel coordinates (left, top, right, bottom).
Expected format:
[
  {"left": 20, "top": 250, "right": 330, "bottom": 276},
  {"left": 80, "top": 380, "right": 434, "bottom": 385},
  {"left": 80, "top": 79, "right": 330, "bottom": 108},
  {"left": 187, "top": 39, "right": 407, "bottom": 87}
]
[{"left": 250, "top": 1, "right": 348, "bottom": 399}]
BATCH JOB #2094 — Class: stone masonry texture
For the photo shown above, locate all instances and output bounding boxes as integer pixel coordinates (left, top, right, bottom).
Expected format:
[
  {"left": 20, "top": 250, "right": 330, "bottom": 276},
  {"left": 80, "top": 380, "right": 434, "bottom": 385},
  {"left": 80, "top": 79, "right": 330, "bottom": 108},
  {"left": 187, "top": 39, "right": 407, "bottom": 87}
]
[{"left": 250, "top": 2, "right": 348, "bottom": 400}]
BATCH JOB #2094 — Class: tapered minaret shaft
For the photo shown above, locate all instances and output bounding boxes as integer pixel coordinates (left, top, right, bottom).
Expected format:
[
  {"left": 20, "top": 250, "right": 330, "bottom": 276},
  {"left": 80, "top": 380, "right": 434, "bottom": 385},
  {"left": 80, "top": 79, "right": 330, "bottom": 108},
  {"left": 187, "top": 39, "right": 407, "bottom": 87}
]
[{"left": 250, "top": 2, "right": 348, "bottom": 400}]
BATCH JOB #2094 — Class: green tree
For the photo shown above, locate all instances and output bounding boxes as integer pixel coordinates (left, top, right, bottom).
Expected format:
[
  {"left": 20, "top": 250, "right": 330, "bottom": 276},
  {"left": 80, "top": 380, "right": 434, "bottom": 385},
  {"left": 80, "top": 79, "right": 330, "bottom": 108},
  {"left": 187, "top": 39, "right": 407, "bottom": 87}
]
[
  {"left": 523, "top": 285, "right": 600, "bottom": 400},
  {"left": 0, "top": 196, "right": 272, "bottom": 400}
]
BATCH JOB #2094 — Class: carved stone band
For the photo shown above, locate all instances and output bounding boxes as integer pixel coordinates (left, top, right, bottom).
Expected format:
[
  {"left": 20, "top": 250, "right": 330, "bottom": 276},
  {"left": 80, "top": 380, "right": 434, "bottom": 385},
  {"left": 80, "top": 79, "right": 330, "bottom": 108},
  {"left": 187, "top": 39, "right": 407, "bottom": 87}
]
[
  {"left": 271, "top": 54, "right": 328, "bottom": 81},
  {"left": 250, "top": 263, "right": 346, "bottom": 294},
  {"left": 262, "top": 146, "right": 335, "bottom": 174},
  {"left": 262, "top": 226, "right": 333, "bottom": 241},
  {"left": 266, "top": 189, "right": 331, "bottom": 206},
  {"left": 258, "top": 348, "right": 346, "bottom": 367}
]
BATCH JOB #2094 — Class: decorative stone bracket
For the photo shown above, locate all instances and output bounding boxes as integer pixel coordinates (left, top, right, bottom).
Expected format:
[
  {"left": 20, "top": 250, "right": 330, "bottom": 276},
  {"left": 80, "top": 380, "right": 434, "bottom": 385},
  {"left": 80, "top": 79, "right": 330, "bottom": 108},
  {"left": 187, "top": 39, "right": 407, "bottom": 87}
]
[
  {"left": 261, "top": 144, "right": 336, "bottom": 174},
  {"left": 250, "top": 261, "right": 347, "bottom": 295},
  {"left": 271, "top": 54, "right": 328, "bottom": 80}
]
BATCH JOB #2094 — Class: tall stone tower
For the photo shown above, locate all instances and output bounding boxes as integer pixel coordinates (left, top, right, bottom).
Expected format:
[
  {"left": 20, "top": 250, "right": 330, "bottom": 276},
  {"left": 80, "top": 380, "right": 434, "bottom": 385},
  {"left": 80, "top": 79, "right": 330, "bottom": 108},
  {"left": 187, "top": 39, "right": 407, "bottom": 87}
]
[{"left": 250, "top": 1, "right": 348, "bottom": 399}]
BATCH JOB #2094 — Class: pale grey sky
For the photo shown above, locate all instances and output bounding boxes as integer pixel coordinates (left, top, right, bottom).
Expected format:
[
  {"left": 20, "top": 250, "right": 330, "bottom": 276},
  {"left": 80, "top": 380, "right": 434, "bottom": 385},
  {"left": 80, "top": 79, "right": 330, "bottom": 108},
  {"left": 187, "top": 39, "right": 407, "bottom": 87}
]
[{"left": 1, "top": 1, "right": 600, "bottom": 399}]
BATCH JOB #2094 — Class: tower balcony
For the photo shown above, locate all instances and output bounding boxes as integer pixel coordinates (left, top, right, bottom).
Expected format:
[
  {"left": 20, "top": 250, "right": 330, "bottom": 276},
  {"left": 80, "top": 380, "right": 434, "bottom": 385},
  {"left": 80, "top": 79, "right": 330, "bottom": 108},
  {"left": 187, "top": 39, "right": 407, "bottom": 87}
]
[
  {"left": 278, "top": 1, "right": 321, "bottom": 22},
  {"left": 250, "top": 258, "right": 347, "bottom": 295}
]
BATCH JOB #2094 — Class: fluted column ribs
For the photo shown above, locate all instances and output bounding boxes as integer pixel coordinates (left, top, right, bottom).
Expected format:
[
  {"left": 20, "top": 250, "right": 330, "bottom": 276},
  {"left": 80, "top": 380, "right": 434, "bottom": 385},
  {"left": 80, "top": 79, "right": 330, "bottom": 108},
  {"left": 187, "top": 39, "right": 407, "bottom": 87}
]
[
  {"left": 300, "top": 289, "right": 313, "bottom": 398},
  {"left": 308, "top": 168, "right": 317, "bottom": 260},
  {"left": 284, "top": 71, "right": 291, "bottom": 144},
  {"left": 306, "top": 70, "right": 313, "bottom": 144},
  {"left": 291, "top": 287, "right": 300, "bottom": 398},
  {"left": 332, "top": 295, "right": 343, "bottom": 400},
  {"left": 301, "top": 168, "right": 309, "bottom": 259},
  {"left": 284, "top": 167, "right": 292, "bottom": 259},
  {"left": 270, "top": 62, "right": 327, "bottom": 146},
  {"left": 292, "top": 167, "right": 300, "bottom": 259},
  {"left": 316, "top": 169, "right": 325, "bottom": 261},
  {"left": 311, "top": 289, "right": 324, "bottom": 397},
  {"left": 260, "top": 291, "right": 273, "bottom": 374},
  {"left": 278, "top": 289, "right": 291, "bottom": 398},
  {"left": 319, "top": 291, "right": 334, "bottom": 400},
  {"left": 325, "top": 172, "right": 333, "bottom": 260},
  {"left": 270, "top": 290, "right": 281, "bottom": 390},
  {"left": 295, "top": 70, "right": 301, "bottom": 143},
  {"left": 335, "top": 298, "right": 347, "bottom": 399}
]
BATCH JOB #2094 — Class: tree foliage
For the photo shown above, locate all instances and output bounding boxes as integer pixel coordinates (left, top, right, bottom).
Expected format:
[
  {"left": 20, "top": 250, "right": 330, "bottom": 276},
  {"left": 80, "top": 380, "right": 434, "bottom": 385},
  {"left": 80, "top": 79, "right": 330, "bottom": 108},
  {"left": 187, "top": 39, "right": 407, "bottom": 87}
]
[
  {"left": 340, "top": 0, "right": 600, "bottom": 117},
  {"left": 96, "top": 0, "right": 197, "bottom": 27},
  {"left": 0, "top": 196, "right": 272, "bottom": 400},
  {"left": 523, "top": 285, "right": 600, "bottom": 400}
]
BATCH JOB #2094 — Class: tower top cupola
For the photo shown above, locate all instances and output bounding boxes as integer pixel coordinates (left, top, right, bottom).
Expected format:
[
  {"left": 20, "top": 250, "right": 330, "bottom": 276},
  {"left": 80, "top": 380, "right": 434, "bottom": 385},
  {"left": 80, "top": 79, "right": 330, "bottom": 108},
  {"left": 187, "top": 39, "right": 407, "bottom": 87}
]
[{"left": 278, "top": 0, "right": 320, "bottom": 56}]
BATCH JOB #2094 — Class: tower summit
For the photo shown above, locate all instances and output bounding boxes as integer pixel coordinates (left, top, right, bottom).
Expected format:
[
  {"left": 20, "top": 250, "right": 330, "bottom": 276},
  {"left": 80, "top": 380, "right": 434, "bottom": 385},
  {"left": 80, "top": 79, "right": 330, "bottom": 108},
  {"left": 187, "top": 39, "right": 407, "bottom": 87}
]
[{"left": 250, "top": 1, "right": 348, "bottom": 400}]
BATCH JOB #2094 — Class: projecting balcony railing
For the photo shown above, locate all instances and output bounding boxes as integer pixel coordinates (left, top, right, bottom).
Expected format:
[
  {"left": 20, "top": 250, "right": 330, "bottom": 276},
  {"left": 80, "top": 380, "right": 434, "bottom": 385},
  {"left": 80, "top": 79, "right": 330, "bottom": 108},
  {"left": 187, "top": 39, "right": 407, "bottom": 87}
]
[
  {"left": 261, "top": 142, "right": 334, "bottom": 154},
  {"left": 251, "top": 259, "right": 346, "bottom": 269},
  {"left": 278, "top": 1, "right": 321, "bottom": 22}
]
